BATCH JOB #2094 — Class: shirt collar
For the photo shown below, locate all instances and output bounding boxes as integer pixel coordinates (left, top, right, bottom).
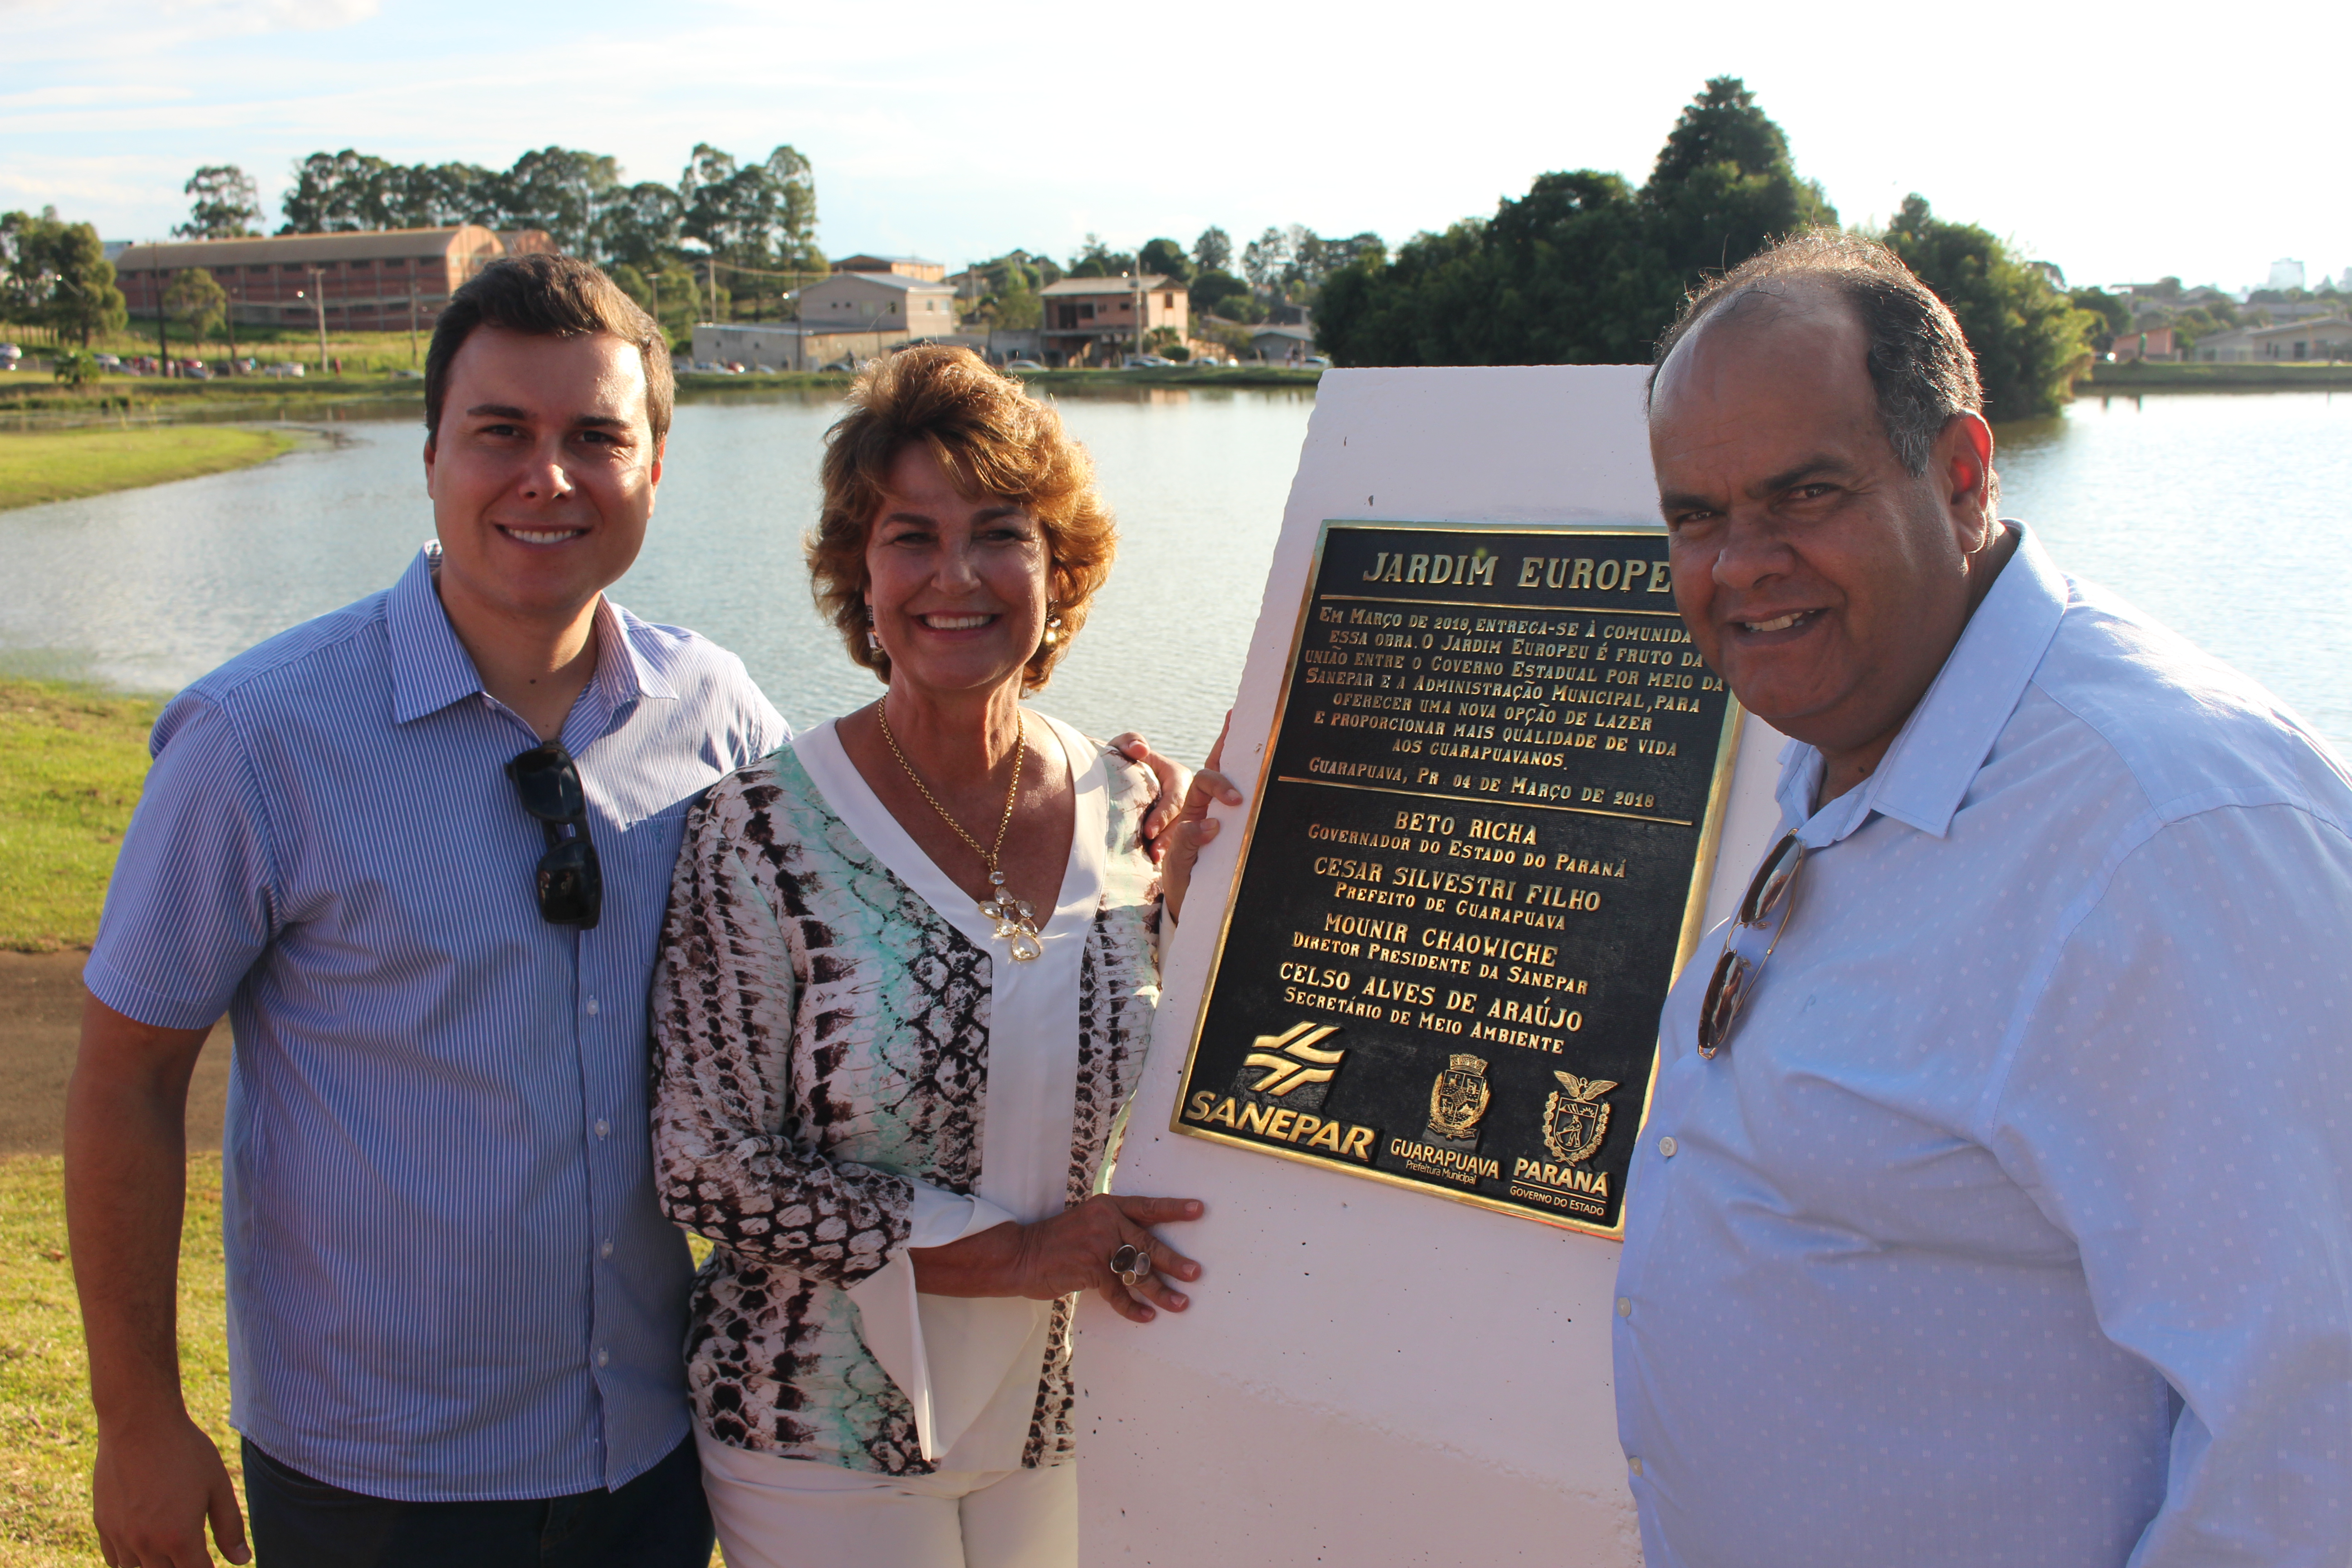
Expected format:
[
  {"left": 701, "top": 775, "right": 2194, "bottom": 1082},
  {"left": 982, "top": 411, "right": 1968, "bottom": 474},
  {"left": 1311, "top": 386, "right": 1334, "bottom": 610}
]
[
  {"left": 581, "top": 593, "right": 679, "bottom": 714},
  {"left": 387, "top": 544, "right": 679, "bottom": 727},
  {"left": 387, "top": 544, "right": 485, "bottom": 724},
  {"left": 1780, "top": 521, "right": 2070, "bottom": 846}
]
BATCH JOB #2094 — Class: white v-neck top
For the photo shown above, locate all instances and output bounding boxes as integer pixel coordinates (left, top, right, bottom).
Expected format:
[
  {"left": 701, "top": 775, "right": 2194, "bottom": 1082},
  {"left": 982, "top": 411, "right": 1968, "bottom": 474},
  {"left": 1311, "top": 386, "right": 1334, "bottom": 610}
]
[{"left": 794, "top": 713, "right": 1111, "bottom": 1465}]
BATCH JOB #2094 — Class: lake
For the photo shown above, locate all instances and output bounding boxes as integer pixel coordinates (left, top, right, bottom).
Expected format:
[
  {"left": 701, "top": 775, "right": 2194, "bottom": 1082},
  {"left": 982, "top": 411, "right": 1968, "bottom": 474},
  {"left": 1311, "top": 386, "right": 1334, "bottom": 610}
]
[{"left": 0, "top": 385, "right": 2343, "bottom": 764}]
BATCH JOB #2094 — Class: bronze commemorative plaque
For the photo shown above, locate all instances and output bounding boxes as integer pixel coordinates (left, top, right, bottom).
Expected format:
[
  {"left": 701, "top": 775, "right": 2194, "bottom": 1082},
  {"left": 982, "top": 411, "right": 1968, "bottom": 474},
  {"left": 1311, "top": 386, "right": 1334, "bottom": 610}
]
[{"left": 1171, "top": 521, "right": 1741, "bottom": 1235}]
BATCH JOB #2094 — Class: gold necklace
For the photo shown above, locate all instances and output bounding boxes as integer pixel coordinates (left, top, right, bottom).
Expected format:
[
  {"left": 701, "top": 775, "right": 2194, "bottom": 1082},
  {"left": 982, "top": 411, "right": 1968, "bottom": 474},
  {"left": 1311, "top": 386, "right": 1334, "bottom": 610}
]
[{"left": 875, "top": 701, "right": 1044, "bottom": 962}]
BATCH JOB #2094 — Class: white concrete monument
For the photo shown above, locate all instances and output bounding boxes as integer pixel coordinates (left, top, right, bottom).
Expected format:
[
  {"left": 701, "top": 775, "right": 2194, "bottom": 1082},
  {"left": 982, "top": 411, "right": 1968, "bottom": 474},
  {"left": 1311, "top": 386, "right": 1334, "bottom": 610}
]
[{"left": 1076, "top": 366, "right": 1788, "bottom": 1565}]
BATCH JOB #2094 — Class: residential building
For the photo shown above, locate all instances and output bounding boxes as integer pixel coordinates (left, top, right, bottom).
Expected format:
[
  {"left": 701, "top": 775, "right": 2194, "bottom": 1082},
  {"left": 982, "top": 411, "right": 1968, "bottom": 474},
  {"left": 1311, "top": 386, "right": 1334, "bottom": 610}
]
[
  {"left": 1250, "top": 323, "right": 1317, "bottom": 364},
  {"left": 113, "top": 225, "right": 511, "bottom": 330},
  {"left": 2266, "top": 259, "right": 2307, "bottom": 292},
  {"left": 2194, "top": 317, "right": 2352, "bottom": 362},
  {"left": 797, "top": 270, "right": 959, "bottom": 334},
  {"left": 691, "top": 321, "right": 902, "bottom": 372},
  {"left": 2111, "top": 325, "right": 2177, "bottom": 362},
  {"left": 831, "top": 254, "right": 947, "bottom": 282},
  {"left": 1037, "top": 275, "right": 1188, "bottom": 366}
]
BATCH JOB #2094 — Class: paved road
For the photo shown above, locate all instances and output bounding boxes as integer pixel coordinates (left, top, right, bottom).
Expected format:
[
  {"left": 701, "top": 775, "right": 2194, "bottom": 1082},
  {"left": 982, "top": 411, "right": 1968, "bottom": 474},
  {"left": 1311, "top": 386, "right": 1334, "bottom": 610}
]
[{"left": 0, "top": 949, "right": 229, "bottom": 1155}]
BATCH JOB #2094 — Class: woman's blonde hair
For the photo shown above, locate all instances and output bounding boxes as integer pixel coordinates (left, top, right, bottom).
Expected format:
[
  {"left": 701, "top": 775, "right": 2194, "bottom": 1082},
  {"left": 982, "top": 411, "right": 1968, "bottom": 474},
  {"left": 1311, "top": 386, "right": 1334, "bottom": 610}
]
[{"left": 808, "top": 346, "right": 1116, "bottom": 692}]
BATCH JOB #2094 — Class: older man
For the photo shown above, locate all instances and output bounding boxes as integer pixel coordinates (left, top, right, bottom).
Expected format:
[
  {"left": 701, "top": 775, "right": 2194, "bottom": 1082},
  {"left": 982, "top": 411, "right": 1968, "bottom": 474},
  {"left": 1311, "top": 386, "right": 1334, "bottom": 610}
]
[{"left": 1613, "top": 233, "right": 2352, "bottom": 1566}]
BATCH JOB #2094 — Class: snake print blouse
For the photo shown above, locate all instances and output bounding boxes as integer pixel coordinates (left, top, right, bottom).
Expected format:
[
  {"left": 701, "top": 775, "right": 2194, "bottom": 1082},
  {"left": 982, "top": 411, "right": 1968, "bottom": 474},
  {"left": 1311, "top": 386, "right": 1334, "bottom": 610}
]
[{"left": 649, "top": 739, "right": 1162, "bottom": 1475}]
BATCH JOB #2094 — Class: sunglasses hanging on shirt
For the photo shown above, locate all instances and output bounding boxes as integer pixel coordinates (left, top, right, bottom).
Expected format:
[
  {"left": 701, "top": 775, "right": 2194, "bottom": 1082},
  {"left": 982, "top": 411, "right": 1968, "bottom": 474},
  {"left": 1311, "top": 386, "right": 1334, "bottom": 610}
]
[
  {"left": 505, "top": 741, "right": 603, "bottom": 929},
  {"left": 1695, "top": 831, "right": 1806, "bottom": 1058}
]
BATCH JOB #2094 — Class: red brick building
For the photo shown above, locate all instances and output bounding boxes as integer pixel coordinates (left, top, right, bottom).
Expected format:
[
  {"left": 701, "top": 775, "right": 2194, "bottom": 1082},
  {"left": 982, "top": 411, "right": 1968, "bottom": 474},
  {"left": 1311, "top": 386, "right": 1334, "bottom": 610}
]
[{"left": 113, "top": 226, "right": 550, "bottom": 330}]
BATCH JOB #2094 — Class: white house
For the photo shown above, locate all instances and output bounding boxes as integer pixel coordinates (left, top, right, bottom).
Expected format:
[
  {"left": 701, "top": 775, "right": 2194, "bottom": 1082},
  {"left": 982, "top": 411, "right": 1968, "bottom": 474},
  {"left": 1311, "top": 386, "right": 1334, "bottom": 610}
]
[
  {"left": 1250, "top": 323, "right": 1317, "bottom": 364},
  {"left": 2194, "top": 317, "right": 2352, "bottom": 362},
  {"left": 795, "top": 271, "right": 959, "bottom": 333}
]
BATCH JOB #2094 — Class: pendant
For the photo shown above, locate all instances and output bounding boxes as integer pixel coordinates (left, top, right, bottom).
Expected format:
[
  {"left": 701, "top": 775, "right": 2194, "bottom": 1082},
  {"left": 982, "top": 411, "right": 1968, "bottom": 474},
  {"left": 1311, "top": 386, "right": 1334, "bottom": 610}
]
[{"left": 979, "top": 884, "right": 1044, "bottom": 962}]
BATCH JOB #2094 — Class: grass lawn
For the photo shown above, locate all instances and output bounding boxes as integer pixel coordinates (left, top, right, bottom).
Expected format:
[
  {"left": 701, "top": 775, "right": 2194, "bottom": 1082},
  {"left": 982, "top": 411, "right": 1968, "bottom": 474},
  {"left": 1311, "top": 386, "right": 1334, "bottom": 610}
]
[
  {"left": 0, "top": 1154, "right": 236, "bottom": 1567},
  {"left": 0, "top": 427, "right": 295, "bottom": 512},
  {"left": 0, "top": 684, "right": 161, "bottom": 953}
]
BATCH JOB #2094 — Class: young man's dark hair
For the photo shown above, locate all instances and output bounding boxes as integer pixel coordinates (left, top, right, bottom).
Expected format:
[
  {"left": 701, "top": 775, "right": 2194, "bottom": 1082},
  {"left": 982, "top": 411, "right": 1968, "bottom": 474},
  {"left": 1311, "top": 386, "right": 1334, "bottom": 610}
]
[{"left": 425, "top": 253, "right": 676, "bottom": 446}]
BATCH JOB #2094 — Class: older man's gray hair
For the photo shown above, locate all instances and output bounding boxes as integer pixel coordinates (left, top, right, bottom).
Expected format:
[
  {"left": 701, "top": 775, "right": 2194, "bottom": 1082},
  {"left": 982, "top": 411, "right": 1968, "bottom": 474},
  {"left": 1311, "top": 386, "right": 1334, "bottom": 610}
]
[{"left": 1648, "top": 230, "right": 1988, "bottom": 486}]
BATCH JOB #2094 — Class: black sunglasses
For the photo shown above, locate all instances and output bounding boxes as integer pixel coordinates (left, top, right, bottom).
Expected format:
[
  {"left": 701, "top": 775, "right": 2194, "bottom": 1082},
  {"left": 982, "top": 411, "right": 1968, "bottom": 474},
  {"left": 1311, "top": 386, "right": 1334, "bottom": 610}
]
[
  {"left": 1695, "top": 831, "right": 1806, "bottom": 1058},
  {"left": 505, "top": 742, "right": 602, "bottom": 929}
]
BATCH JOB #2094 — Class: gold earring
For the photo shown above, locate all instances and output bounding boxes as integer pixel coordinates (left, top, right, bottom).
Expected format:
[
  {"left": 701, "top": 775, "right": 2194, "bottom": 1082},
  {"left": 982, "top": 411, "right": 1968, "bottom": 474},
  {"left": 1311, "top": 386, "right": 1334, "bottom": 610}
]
[
  {"left": 866, "top": 604, "right": 883, "bottom": 654},
  {"left": 1041, "top": 609, "right": 1063, "bottom": 648}
]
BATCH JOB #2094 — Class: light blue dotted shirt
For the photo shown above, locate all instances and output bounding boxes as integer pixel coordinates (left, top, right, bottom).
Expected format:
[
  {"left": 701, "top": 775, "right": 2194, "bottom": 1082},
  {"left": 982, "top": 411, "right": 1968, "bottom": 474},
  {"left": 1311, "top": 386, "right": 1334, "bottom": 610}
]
[{"left": 1614, "top": 526, "right": 2352, "bottom": 1567}]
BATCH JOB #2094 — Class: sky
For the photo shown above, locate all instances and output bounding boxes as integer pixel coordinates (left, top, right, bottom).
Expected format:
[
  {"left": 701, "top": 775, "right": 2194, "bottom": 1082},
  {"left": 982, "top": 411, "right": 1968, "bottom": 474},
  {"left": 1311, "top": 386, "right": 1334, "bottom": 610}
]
[{"left": 3, "top": 0, "right": 2342, "bottom": 296}]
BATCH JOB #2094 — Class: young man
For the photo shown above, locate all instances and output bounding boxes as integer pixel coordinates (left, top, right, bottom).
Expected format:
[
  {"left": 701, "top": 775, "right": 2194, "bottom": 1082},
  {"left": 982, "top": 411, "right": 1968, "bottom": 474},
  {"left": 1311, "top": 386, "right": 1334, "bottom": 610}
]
[
  {"left": 1616, "top": 232, "right": 2352, "bottom": 1565},
  {"left": 67, "top": 256, "right": 1186, "bottom": 1567}
]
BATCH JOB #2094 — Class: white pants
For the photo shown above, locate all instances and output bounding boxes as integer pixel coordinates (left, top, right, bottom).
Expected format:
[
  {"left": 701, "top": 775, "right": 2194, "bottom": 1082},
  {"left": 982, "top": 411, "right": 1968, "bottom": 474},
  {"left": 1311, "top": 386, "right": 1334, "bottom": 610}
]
[{"left": 697, "top": 1432, "right": 1078, "bottom": 1568}]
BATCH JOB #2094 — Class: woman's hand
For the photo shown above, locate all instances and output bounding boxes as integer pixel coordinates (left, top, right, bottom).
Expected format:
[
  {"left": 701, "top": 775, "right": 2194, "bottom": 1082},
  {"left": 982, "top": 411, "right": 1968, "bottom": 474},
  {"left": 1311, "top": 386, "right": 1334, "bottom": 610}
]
[
  {"left": 911, "top": 1194, "right": 1205, "bottom": 1323},
  {"left": 1161, "top": 713, "right": 1243, "bottom": 926}
]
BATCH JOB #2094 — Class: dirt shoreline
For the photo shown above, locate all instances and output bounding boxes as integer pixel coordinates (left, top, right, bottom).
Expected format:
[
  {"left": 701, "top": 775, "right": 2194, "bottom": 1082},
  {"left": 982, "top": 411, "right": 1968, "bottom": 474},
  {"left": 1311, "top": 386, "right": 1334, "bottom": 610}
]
[{"left": 0, "top": 949, "right": 228, "bottom": 1154}]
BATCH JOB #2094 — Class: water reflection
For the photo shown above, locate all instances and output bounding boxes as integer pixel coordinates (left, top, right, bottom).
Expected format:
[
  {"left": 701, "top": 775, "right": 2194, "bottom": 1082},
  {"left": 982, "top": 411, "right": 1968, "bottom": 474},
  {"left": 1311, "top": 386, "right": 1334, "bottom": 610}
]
[{"left": 0, "top": 387, "right": 2340, "bottom": 763}]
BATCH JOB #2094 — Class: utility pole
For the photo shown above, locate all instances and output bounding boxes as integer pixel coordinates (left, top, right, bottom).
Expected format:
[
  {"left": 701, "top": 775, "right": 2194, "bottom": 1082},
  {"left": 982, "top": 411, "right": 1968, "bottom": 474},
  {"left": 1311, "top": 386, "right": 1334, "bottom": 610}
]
[
  {"left": 157, "top": 270, "right": 171, "bottom": 370},
  {"left": 1131, "top": 270, "right": 1145, "bottom": 360},
  {"left": 309, "top": 267, "right": 328, "bottom": 374},
  {"left": 408, "top": 279, "right": 420, "bottom": 366}
]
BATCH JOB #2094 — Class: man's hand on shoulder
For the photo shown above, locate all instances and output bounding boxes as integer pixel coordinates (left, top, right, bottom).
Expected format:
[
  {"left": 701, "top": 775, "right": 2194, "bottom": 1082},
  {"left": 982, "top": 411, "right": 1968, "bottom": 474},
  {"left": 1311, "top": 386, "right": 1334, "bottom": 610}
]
[{"left": 92, "top": 1411, "right": 248, "bottom": 1568}]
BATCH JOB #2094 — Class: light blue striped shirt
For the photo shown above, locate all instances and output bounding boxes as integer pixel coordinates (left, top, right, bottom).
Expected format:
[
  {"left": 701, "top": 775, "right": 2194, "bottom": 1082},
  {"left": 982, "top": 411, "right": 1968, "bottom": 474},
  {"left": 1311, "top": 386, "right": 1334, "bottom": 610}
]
[
  {"left": 1615, "top": 527, "right": 2352, "bottom": 1565},
  {"left": 87, "top": 545, "right": 788, "bottom": 1501}
]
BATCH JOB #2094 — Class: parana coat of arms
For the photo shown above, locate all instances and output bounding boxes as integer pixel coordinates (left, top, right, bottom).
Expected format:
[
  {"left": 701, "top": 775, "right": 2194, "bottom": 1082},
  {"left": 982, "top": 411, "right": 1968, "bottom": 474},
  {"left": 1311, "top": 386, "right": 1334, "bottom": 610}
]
[{"left": 1541, "top": 1073, "right": 1617, "bottom": 1166}]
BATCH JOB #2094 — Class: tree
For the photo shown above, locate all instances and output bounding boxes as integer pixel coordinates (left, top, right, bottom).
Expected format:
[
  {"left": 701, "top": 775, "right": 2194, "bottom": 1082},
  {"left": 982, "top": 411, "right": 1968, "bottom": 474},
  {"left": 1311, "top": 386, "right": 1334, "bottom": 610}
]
[
  {"left": 679, "top": 143, "right": 819, "bottom": 273},
  {"left": 4, "top": 215, "right": 128, "bottom": 347},
  {"left": 598, "top": 181, "right": 686, "bottom": 270},
  {"left": 1279, "top": 230, "right": 1386, "bottom": 301},
  {"left": 1882, "top": 195, "right": 2093, "bottom": 419},
  {"left": 176, "top": 166, "right": 263, "bottom": 240},
  {"left": 1636, "top": 77, "right": 1835, "bottom": 326},
  {"left": 1137, "top": 237, "right": 1192, "bottom": 283},
  {"left": 1066, "top": 234, "right": 1135, "bottom": 278},
  {"left": 1189, "top": 267, "right": 1253, "bottom": 319},
  {"left": 1240, "top": 227, "right": 1289, "bottom": 292},
  {"left": 164, "top": 267, "right": 228, "bottom": 348},
  {"left": 1316, "top": 77, "right": 1834, "bottom": 368},
  {"left": 498, "top": 147, "right": 620, "bottom": 253},
  {"left": 1192, "top": 226, "right": 1232, "bottom": 273},
  {"left": 2069, "top": 287, "right": 2132, "bottom": 353},
  {"left": 279, "top": 150, "right": 399, "bottom": 232},
  {"left": 50, "top": 348, "right": 95, "bottom": 388},
  {"left": 610, "top": 258, "right": 702, "bottom": 346}
]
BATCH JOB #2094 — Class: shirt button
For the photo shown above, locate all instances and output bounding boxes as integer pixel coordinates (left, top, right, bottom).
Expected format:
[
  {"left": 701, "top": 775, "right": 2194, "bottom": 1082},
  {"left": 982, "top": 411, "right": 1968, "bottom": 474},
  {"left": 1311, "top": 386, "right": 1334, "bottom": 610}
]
[
  {"left": 585, "top": 996, "right": 600, "bottom": 1016},
  {"left": 597, "top": 1348, "right": 609, "bottom": 1367},
  {"left": 601, "top": 1239, "right": 614, "bottom": 1259},
  {"left": 1616, "top": 1296, "right": 1632, "bottom": 1318},
  {"left": 1628, "top": 1456, "right": 1643, "bottom": 1477},
  {"left": 1659, "top": 1136, "right": 1678, "bottom": 1158},
  {"left": 594, "top": 1119, "right": 610, "bottom": 1139}
]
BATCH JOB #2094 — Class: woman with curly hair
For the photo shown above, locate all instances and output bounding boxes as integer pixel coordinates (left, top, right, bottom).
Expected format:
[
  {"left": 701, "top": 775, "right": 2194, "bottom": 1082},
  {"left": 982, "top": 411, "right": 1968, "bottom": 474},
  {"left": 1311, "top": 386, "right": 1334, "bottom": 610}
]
[{"left": 650, "top": 346, "right": 1233, "bottom": 1567}]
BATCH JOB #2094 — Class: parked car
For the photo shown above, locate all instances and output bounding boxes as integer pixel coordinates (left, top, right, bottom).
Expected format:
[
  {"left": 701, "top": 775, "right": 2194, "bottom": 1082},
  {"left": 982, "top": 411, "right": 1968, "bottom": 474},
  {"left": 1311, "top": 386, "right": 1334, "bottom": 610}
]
[
  {"left": 1122, "top": 354, "right": 1175, "bottom": 368},
  {"left": 263, "top": 362, "right": 305, "bottom": 378},
  {"left": 93, "top": 353, "right": 123, "bottom": 371},
  {"left": 1003, "top": 359, "right": 1044, "bottom": 372},
  {"left": 0, "top": 343, "right": 22, "bottom": 368},
  {"left": 1303, "top": 356, "right": 1331, "bottom": 368}
]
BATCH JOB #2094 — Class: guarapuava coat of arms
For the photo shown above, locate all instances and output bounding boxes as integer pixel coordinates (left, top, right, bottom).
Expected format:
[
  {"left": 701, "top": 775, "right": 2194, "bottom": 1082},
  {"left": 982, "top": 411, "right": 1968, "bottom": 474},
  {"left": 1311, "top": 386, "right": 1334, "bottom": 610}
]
[
  {"left": 1542, "top": 1072, "right": 1617, "bottom": 1166},
  {"left": 1425, "top": 1053, "right": 1493, "bottom": 1142}
]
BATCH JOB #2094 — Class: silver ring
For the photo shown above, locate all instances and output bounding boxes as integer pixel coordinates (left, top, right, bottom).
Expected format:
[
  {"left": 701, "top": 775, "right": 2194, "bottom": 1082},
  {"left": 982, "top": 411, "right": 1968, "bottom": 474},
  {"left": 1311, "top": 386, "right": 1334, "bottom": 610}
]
[{"left": 1111, "top": 1243, "right": 1149, "bottom": 1287}]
